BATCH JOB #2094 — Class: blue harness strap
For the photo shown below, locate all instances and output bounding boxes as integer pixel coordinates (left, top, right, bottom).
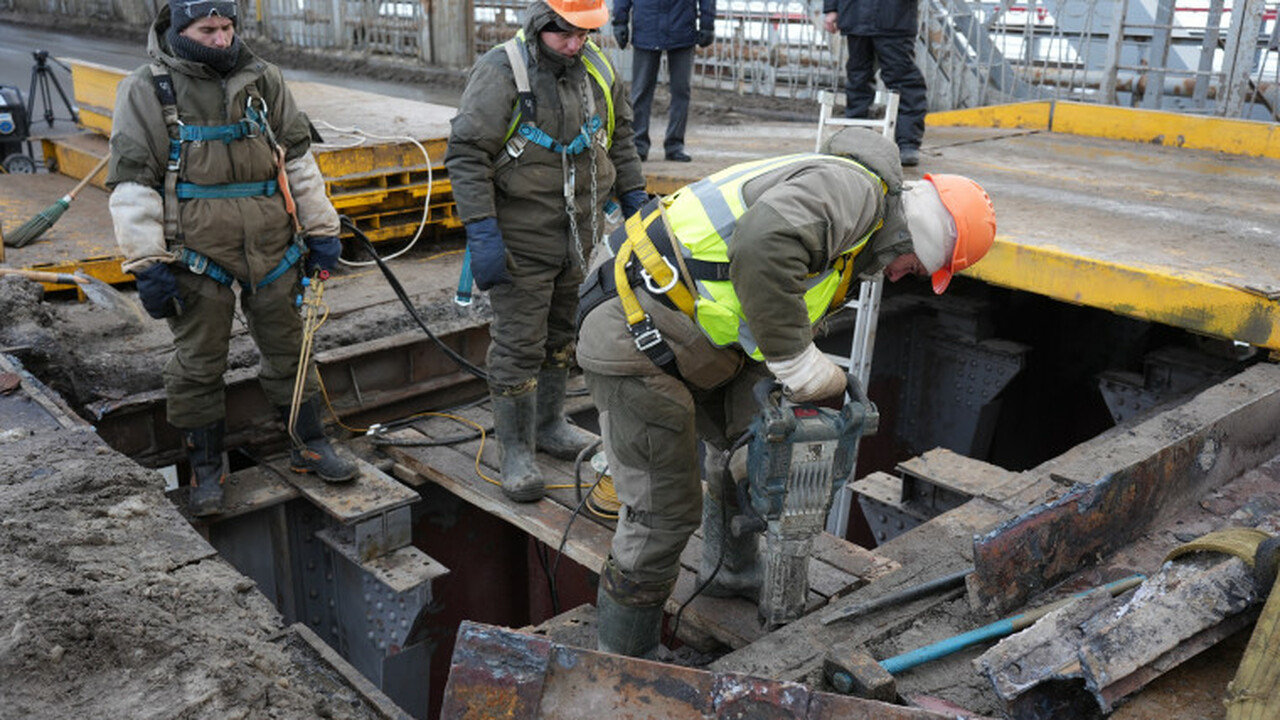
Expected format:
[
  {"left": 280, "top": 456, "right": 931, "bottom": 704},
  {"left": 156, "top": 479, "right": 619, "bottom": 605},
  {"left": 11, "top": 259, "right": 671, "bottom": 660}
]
[
  {"left": 516, "top": 114, "right": 602, "bottom": 156},
  {"left": 176, "top": 180, "right": 278, "bottom": 199},
  {"left": 180, "top": 238, "right": 304, "bottom": 290}
]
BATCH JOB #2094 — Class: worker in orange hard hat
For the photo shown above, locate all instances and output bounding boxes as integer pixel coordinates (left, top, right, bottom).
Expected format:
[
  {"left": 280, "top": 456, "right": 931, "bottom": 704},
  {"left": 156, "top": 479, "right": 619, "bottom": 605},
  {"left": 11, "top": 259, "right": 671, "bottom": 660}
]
[
  {"left": 446, "top": 0, "right": 646, "bottom": 503},
  {"left": 575, "top": 127, "right": 995, "bottom": 657}
]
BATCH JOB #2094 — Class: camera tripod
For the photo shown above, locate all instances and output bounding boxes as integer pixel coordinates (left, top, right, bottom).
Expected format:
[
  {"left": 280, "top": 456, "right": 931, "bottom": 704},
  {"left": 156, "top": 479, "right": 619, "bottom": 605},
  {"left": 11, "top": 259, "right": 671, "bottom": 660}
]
[{"left": 28, "top": 49, "right": 79, "bottom": 129}]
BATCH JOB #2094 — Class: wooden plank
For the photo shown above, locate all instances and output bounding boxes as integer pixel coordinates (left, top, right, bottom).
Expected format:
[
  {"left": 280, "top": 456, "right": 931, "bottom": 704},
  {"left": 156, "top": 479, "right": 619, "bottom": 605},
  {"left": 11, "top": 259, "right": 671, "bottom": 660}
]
[
  {"left": 269, "top": 455, "right": 418, "bottom": 524},
  {"left": 386, "top": 439, "right": 615, "bottom": 574},
  {"left": 387, "top": 398, "right": 902, "bottom": 652},
  {"left": 897, "top": 448, "right": 1026, "bottom": 503}
]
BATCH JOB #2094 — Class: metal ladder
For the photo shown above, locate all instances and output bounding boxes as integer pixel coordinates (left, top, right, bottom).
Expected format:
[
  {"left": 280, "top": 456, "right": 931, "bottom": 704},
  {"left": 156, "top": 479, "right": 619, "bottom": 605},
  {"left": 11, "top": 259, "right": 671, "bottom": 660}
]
[{"left": 814, "top": 88, "right": 899, "bottom": 538}]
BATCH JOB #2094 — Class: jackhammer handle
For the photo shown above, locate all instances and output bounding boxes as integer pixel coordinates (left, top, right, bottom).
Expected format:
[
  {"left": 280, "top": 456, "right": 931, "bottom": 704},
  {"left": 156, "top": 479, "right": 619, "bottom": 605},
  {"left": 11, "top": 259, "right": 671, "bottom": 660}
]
[{"left": 844, "top": 371, "right": 879, "bottom": 435}]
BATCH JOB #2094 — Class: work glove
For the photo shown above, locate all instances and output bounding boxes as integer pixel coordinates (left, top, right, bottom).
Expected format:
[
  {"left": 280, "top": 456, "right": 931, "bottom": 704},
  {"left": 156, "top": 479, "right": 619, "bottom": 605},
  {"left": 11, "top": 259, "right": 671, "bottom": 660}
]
[
  {"left": 465, "top": 217, "right": 512, "bottom": 291},
  {"left": 133, "top": 263, "right": 183, "bottom": 319},
  {"left": 697, "top": 27, "right": 715, "bottom": 48},
  {"left": 620, "top": 189, "right": 649, "bottom": 219},
  {"left": 305, "top": 235, "right": 343, "bottom": 277},
  {"left": 613, "top": 23, "right": 629, "bottom": 50},
  {"left": 765, "top": 343, "right": 847, "bottom": 404}
]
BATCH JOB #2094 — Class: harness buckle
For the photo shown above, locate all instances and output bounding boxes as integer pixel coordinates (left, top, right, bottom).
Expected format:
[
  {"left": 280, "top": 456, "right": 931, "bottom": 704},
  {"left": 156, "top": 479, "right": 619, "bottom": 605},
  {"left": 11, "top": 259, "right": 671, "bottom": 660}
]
[
  {"left": 505, "top": 133, "right": 529, "bottom": 159},
  {"left": 185, "top": 252, "right": 209, "bottom": 276},
  {"left": 640, "top": 256, "right": 679, "bottom": 294},
  {"left": 633, "top": 323, "right": 664, "bottom": 352}
]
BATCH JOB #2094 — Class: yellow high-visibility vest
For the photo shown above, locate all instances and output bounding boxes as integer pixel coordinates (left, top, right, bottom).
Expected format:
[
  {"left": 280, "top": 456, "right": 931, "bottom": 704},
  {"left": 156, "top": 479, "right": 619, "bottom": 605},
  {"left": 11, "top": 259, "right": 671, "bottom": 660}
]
[{"left": 653, "top": 153, "right": 886, "bottom": 359}]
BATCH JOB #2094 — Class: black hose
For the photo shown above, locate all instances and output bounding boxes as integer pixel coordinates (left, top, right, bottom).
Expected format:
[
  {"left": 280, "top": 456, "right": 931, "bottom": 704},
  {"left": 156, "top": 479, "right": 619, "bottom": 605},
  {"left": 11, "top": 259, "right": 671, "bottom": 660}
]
[{"left": 341, "top": 215, "right": 489, "bottom": 383}]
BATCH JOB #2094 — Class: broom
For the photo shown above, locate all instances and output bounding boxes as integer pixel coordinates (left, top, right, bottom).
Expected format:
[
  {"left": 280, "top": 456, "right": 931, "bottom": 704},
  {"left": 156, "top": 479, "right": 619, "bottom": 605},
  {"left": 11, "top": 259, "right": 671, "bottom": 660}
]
[{"left": 6, "top": 152, "right": 111, "bottom": 249}]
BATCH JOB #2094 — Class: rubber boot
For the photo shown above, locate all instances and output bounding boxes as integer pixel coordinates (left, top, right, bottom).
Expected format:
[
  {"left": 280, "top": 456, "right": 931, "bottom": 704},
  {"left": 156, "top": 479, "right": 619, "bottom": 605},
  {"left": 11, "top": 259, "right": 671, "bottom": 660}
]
[
  {"left": 698, "top": 455, "right": 763, "bottom": 600},
  {"left": 491, "top": 388, "right": 544, "bottom": 502},
  {"left": 284, "top": 396, "right": 359, "bottom": 483},
  {"left": 183, "top": 420, "right": 226, "bottom": 517},
  {"left": 534, "top": 366, "right": 599, "bottom": 460},
  {"left": 596, "top": 559, "right": 668, "bottom": 659}
]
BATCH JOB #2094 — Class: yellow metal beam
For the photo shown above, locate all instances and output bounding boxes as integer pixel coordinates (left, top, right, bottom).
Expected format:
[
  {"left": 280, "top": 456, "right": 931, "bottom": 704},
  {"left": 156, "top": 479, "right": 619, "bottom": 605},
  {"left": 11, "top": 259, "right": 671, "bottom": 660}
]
[
  {"left": 68, "top": 58, "right": 126, "bottom": 138},
  {"left": 963, "top": 238, "right": 1280, "bottom": 350},
  {"left": 928, "top": 100, "right": 1280, "bottom": 159},
  {"left": 927, "top": 102, "right": 1052, "bottom": 131}
]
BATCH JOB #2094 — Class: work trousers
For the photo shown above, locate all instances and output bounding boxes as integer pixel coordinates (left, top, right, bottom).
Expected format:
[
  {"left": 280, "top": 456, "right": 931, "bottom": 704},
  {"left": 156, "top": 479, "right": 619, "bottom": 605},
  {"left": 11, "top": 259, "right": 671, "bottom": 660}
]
[
  {"left": 630, "top": 45, "right": 694, "bottom": 158},
  {"left": 485, "top": 250, "right": 582, "bottom": 391},
  {"left": 843, "top": 33, "right": 929, "bottom": 150},
  {"left": 584, "top": 361, "right": 769, "bottom": 589},
  {"left": 164, "top": 267, "right": 314, "bottom": 429}
]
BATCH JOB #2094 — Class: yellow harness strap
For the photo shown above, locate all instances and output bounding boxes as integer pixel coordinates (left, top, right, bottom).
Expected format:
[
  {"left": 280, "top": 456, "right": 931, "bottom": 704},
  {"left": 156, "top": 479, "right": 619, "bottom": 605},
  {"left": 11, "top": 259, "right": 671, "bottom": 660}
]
[
  {"left": 614, "top": 205, "right": 696, "bottom": 326},
  {"left": 1167, "top": 528, "right": 1280, "bottom": 720}
]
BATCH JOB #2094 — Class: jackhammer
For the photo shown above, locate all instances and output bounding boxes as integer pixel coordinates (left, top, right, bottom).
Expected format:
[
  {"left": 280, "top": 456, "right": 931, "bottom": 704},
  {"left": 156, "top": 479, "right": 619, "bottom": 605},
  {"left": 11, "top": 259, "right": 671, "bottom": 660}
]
[{"left": 731, "top": 373, "right": 878, "bottom": 626}]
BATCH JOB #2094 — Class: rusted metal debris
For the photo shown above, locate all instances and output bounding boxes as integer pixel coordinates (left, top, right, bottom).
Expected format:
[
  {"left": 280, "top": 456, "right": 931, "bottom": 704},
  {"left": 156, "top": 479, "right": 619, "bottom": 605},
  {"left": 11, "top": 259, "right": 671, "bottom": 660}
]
[
  {"left": 970, "top": 367, "right": 1280, "bottom": 614},
  {"left": 440, "top": 621, "right": 978, "bottom": 719},
  {"left": 977, "top": 552, "right": 1262, "bottom": 718}
]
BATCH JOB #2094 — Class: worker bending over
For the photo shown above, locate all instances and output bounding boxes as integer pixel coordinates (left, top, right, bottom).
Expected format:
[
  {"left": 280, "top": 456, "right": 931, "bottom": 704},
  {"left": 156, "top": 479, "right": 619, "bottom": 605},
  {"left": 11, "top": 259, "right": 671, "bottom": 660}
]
[
  {"left": 446, "top": 0, "right": 648, "bottom": 502},
  {"left": 107, "top": 0, "right": 356, "bottom": 517},
  {"left": 576, "top": 128, "right": 997, "bottom": 656}
]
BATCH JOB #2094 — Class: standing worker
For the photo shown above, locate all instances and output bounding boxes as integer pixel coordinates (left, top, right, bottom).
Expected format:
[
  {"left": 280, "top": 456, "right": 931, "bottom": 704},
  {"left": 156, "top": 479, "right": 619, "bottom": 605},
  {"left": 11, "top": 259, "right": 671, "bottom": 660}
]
[
  {"left": 823, "top": 0, "right": 929, "bottom": 166},
  {"left": 576, "top": 128, "right": 996, "bottom": 656},
  {"left": 612, "top": 0, "right": 716, "bottom": 162},
  {"left": 107, "top": 0, "right": 357, "bottom": 517},
  {"left": 446, "top": 0, "right": 649, "bottom": 502}
]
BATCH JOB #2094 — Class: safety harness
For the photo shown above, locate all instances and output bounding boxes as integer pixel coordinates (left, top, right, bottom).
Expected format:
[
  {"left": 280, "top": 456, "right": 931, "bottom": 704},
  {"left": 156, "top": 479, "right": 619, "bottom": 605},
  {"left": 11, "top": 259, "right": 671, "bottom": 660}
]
[
  {"left": 149, "top": 63, "right": 305, "bottom": 291},
  {"left": 499, "top": 30, "right": 615, "bottom": 160},
  {"left": 497, "top": 31, "right": 616, "bottom": 271},
  {"left": 580, "top": 153, "right": 887, "bottom": 376}
]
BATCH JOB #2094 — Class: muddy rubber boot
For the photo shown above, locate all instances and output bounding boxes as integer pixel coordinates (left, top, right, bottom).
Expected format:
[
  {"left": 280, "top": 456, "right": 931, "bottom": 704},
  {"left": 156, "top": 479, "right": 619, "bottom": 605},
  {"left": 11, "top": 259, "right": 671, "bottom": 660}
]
[
  {"left": 492, "top": 388, "right": 543, "bottom": 502},
  {"left": 284, "top": 396, "right": 359, "bottom": 483},
  {"left": 596, "top": 580, "right": 665, "bottom": 659},
  {"left": 698, "top": 490, "right": 763, "bottom": 601},
  {"left": 698, "top": 452, "right": 762, "bottom": 600},
  {"left": 183, "top": 420, "right": 226, "bottom": 517},
  {"left": 534, "top": 366, "right": 599, "bottom": 460}
]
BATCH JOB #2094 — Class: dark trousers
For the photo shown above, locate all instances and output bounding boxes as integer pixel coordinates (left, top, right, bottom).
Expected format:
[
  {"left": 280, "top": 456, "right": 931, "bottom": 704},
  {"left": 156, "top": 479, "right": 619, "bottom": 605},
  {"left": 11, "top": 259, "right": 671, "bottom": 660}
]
[
  {"left": 843, "top": 34, "right": 928, "bottom": 150},
  {"left": 630, "top": 45, "right": 694, "bottom": 158}
]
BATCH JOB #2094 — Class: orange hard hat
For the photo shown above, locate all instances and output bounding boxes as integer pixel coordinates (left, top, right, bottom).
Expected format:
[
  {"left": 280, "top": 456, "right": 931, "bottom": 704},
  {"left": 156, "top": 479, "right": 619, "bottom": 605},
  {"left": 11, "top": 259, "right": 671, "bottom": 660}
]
[
  {"left": 546, "top": 0, "right": 609, "bottom": 29},
  {"left": 924, "top": 173, "right": 996, "bottom": 294}
]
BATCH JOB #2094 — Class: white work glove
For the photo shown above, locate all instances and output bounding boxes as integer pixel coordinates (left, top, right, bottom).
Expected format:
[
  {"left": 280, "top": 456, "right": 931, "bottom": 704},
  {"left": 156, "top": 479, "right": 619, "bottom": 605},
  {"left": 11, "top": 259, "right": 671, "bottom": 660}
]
[{"left": 765, "top": 343, "right": 847, "bottom": 403}]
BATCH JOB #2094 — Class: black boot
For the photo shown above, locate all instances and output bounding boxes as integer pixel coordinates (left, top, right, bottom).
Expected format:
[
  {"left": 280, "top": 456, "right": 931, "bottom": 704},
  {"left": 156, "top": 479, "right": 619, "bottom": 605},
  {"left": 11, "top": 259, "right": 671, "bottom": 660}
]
[
  {"left": 534, "top": 366, "right": 599, "bottom": 460},
  {"left": 596, "top": 559, "right": 670, "bottom": 659},
  {"left": 698, "top": 450, "right": 763, "bottom": 600},
  {"left": 699, "top": 491, "right": 763, "bottom": 600},
  {"left": 284, "top": 396, "right": 359, "bottom": 483},
  {"left": 183, "top": 420, "right": 226, "bottom": 517},
  {"left": 491, "top": 387, "right": 543, "bottom": 502}
]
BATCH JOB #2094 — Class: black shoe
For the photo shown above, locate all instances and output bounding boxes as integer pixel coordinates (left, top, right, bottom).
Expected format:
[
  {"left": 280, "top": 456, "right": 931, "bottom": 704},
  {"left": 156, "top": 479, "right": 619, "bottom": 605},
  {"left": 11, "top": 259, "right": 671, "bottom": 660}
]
[
  {"left": 899, "top": 146, "right": 920, "bottom": 167},
  {"left": 666, "top": 150, "right": 692, "bottom": 162}
]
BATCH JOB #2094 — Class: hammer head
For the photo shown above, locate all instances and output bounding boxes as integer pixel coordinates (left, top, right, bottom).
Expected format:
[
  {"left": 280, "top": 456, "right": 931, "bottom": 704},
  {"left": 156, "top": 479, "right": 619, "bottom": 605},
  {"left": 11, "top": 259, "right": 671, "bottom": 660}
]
[{"left": 824, "top": 640, "right": 896, "bottom": 702}]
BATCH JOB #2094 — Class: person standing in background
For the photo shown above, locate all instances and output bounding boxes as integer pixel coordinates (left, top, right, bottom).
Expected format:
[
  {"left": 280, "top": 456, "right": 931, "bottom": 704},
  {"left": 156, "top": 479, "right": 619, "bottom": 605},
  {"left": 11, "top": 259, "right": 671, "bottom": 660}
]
[
  {"left": 612, "top": 0, "right": 716, "bottom": 162},
  {"left": 823, "top": 0, "right": 929, "bottom": 166}
]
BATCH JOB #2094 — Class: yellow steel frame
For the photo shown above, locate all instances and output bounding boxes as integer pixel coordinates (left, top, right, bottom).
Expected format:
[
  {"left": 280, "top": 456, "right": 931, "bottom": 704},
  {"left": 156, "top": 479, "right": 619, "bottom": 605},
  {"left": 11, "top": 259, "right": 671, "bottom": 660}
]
[
  {"left": 928, "top": 100, "right": 1280, "bottom": 160},
  {"left": 964, "top": 240, "right": 1280, "bottom": 350}
]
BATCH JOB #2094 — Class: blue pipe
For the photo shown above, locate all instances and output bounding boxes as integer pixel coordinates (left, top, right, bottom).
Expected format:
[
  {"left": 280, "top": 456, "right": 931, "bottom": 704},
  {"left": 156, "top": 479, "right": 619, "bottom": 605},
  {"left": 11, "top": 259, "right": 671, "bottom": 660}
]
[{"left": 879, "top": 574, "right": 1145, "bottom": 675}]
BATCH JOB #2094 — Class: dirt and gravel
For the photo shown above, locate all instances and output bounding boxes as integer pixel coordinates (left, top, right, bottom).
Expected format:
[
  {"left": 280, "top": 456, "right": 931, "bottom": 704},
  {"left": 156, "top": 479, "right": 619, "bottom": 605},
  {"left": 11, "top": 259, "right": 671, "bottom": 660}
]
[{"left": 0, "top": 395, "right": 400, "bottom": 719}]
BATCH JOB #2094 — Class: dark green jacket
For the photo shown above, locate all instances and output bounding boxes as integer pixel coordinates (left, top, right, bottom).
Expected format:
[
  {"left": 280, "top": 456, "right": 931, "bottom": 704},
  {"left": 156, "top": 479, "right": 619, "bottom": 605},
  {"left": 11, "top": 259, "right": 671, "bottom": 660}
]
[
  {"left": 445, "top": 1, "right": 646, "bottom": 264},
  {"left": 107, "top": 5, "right": 313, "bottom": 285}
]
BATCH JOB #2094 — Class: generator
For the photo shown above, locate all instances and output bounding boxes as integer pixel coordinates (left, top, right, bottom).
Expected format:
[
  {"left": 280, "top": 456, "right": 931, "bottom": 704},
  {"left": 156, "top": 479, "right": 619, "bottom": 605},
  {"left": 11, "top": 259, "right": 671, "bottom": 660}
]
[{"left": 0, "top": 85, "right": 34, "bottom": 174}]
